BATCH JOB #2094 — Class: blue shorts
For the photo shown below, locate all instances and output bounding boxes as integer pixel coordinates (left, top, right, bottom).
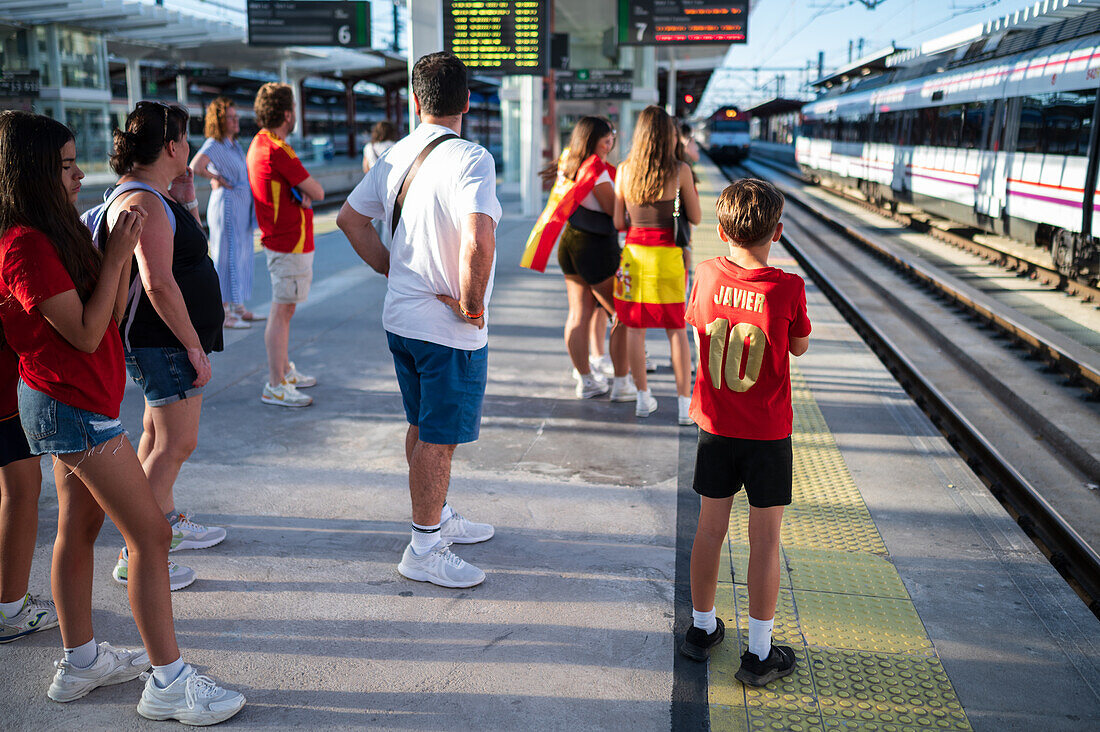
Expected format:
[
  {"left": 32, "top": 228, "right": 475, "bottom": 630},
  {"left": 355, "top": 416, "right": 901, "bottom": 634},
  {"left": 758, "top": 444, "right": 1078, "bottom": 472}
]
[
  {"left": 125, "top": 346, "right": 203, "bottom": 407},
  {"left": 17, "top": 381, "right": 127, "bottom": 456},
  {"left": 387, "top": 331, "right": 488, "bottom": 445}
]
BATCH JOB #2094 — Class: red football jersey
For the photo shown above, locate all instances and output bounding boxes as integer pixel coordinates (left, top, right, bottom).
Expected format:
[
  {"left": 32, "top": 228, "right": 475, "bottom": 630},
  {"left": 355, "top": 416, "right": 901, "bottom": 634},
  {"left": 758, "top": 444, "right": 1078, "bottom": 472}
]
[
  {"left": 685, "top": 257, "right": 811, "bottom": 440},
  {"left": 246, "top": 130, "right": 313, "bottom": 253}
]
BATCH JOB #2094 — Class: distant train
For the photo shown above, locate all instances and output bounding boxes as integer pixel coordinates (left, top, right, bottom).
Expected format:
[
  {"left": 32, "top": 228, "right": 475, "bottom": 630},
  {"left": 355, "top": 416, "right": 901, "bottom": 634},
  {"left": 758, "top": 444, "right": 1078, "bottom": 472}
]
[
  {"left": 796, "top": 9, "right": 1100, "bottom": 280},
  {"left": 705, "top": 107, "right": 751, "bottom": 163}
]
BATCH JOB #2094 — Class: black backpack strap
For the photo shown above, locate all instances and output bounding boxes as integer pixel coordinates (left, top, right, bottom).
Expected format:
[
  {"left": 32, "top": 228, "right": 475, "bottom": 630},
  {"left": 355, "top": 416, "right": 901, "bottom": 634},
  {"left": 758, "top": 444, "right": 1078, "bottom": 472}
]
[{"left": 391, "top": 133, "right": 460, "bottom": 239}]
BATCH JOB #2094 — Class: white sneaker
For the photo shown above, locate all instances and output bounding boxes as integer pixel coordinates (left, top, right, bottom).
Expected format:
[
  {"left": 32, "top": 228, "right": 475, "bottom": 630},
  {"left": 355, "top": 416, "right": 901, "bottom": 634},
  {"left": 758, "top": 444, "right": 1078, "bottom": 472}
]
[
  {"left": 112, "top": 548, "right": 196, "bottom": 592},
  {"left": 285, "top": 361, "right": 316, "bottom": 388},
  {"left": 609, "top": 377, "right": 638, "bottom": 403},
  {"left": 137, "top": 664, "right": 245, "bottom": 726},
  {"left": 170, "top": 512, "right": 226, "bottom": 552},
  {"left": 47, "top": 642, "right": 150, "bottom": 702},
  {"left": 0, "top": 594, "right": 58, "bottom": 644},
  {"left": 398, "top": 541, "right": 485, "bottom": 588},
  {"left": 636, "top": 390, "right": 658, "bottom": 417},
  {"left": 575, "top": 372, "right": 609, "bottom": 399},
  {"left": 590, "top": 354, "right": 614, "bottom": 377},
  {"left": 678, "top": 395, "right": 694, "bottom": 426},
  {"left": 223, "top": 313, "right": 250, "bottom": 330},
  {"left": 262, "top": 380, "right": 312, "bottom": 407},
  {"left": 440, "top": 510, "right": 494, "bottom": 544}
]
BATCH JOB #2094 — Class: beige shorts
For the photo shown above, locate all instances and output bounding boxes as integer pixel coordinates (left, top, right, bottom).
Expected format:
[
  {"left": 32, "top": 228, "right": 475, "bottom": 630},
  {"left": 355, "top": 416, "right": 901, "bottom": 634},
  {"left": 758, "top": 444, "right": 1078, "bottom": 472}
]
[{"left": 265, "top": 250, "right": 313, "bottom": 304}]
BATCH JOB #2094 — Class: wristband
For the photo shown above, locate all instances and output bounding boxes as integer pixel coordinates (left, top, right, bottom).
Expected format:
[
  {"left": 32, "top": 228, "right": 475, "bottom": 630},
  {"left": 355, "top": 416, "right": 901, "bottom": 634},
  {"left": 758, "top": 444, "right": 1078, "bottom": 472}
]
[
  {"left": 460, "top": 306, "right": 484, "bottom": 320},
  {"left": 183, "top": 199, "right": 198, "bottom": 211}
]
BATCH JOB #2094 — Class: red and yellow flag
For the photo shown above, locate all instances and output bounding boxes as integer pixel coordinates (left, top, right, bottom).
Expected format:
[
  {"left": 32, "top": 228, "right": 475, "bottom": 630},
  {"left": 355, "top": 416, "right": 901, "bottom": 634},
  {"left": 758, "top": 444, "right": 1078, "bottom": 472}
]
[
  {"left": 613, "top": 227, "right": 686, "bottom": 329},
  {"left": 519, "top": 154, "right": 614, "bottom": 272}
]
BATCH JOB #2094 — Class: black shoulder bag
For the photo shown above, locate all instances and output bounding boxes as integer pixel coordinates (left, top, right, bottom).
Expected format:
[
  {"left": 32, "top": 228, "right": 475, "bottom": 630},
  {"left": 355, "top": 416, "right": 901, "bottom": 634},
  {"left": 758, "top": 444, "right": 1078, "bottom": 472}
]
[{"left": 391, "top": 133, "right": 460, "bottom": 239}]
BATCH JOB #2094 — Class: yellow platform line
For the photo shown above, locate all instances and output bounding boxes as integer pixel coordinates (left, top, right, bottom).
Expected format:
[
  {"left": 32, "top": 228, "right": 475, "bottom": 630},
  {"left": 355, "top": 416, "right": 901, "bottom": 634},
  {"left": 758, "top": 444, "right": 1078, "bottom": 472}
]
[{"left": 691, "top": 159, "right": 972, "bottom": 732}]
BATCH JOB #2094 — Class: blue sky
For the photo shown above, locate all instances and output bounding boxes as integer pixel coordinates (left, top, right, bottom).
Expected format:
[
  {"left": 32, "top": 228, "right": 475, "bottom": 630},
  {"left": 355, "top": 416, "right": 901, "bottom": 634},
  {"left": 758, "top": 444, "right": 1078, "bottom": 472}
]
[{"left": 699, "top": 0, "right": 1030, "bottom": 113}]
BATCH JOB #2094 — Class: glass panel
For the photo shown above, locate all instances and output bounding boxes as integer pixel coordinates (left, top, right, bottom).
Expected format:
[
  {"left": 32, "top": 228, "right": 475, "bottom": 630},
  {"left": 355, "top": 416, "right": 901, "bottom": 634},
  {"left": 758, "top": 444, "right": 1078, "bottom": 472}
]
[
  {"left": 57, "top": 27, "right": 105, "bottom": 90},
  {"left": 65, "top": 106, "right": 111, "bottom": 173}
]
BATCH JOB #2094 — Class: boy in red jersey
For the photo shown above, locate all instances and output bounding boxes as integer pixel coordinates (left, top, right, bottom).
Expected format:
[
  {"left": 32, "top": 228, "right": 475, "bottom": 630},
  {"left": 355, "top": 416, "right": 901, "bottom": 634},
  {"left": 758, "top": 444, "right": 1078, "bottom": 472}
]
[{"left": 678, "top": 178, "right": 810, "bottom": 687}]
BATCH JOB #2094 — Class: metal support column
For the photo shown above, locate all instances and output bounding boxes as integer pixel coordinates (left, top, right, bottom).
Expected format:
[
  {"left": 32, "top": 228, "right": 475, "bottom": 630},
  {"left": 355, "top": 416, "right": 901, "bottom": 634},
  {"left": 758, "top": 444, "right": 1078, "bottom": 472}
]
[
  {"left": 125, "top": 57, "right": 141, "bottom": 110},
  {"left": 520, "top": 76, "right": 543, "bottom": 217},
  {"left": 176, "top": 73, "right": 189, "bottom": 106},
  {"left": 345, "top": 79, "right": 358, "bottom": 159},
  {"left": 665, "top": 53, "right": 677, "bottom": 117},
  {"left": 406, "top": 0, "right": 443, "bottom": 132}
]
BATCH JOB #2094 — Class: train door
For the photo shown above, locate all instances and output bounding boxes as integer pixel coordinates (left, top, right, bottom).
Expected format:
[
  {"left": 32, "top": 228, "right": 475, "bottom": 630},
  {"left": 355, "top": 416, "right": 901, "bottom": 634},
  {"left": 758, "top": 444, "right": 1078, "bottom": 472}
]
[{"left": 976, "top": 99, "right": 1006, "bottom": 221}]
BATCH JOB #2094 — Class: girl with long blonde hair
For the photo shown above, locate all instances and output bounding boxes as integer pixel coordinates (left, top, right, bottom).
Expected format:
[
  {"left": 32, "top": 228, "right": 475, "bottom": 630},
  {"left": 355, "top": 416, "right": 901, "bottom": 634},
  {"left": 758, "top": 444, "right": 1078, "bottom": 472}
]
[{"left": 613, "top": 106, "right": 701, "bottom": 424}]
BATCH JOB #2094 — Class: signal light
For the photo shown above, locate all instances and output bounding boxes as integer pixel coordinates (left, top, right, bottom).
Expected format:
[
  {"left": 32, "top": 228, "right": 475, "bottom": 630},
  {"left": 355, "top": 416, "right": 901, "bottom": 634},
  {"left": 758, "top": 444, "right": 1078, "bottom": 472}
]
[
  {"left": 683, "top": 94, "right": 694, "bottom": 105},
  {"left": 725, "top": 109, "right": 738, "bottom": 119}
]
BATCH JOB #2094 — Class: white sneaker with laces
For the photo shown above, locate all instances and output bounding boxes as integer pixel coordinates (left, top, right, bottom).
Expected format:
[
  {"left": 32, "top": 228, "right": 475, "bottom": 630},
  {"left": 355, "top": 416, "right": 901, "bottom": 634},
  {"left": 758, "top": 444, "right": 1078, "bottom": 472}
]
[
  {"left": 261, "top": 380, "right": 312, "bottom": 407},
  {"left": 0, "top": 594, "right": 58, "bottom": 644},
  {"left": 575, "top": 372, "right": 609, "bottom": 399},
  {"left": 47, "top": 642, "right": 150, "bottom": 702},
  {"left": 678, "top": 395, "right": 694, "bottom": 426},
  {"left": 609, "top": 378, "right": 638, "bottom": 403},
  {"left": 636, "top": 390, "right": 658, "bottom": 417},
  {"left": 590, "top": 354, "right": 614, "bottom": 377},
  {"left": 440, "top": 510, "right": 494, "bottom": 544},
  {"left": 285, "top": 361, "right": 316, "bottom": 388},
  {"left": 112, "top": 548, "right": 196, "bottom": 591},
  {"left": 170, "top": 513, "right": 226, "bottom": 552},
  {"left": 398, "top": 541, "right": 485, "bottom": 588},
  {"left": 137, "top": 664, "right": 245, "bottom": 726}
]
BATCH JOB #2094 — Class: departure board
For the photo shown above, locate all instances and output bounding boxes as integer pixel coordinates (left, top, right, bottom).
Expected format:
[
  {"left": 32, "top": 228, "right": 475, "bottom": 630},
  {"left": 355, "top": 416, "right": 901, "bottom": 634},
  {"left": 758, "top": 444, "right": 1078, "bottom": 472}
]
[
  {"left": 443, "top": 0, "right": 548, "bottom": 75},
  {"left": 618, "top": 0, "right": 748, "bottom": 46},
  {"left": 247, "top": 1, "right": 371, "bottom": 47}
]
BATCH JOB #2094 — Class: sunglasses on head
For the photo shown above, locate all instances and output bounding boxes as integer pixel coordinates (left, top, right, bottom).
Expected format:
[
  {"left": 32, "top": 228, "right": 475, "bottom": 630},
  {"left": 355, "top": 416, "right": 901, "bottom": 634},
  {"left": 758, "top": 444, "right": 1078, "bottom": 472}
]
[{"left": 134, "top": 100, "right": 177, "bottom": 148}]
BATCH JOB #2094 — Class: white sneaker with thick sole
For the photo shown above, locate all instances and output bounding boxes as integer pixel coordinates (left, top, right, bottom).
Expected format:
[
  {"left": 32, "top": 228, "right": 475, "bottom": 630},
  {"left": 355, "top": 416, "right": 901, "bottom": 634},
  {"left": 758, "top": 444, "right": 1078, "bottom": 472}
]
[
  {"left": 112, "top": 548, "right": 196, "bottom": 591},
  {"left": 609, "top": 378, "right": 638, "bottom": 403},
  {"left": 678, "top": 395, "right": 694, "bottom": 426},
  {"left": 575, "top": 373, "right": 609, "bottom": 399},
  {"left": 47, "top": 642, "right": 150, "bottom": 702},
  {"left": 170, "top": 513, "right": 226, "bottom": 552},
  {"left": 440, "top": 510, "right": 494, "bottom": 544},
  {"left": 398, "top": 541, "right": 485, "bottom": 588},
  {"left": 285, "top": 361, "right": 316, "bottom": 388},
  {"left": 0, "top": 594, "right": 58, "bottom": 644},
  {"left": 590, "top": 354, "right": 614, "bottom": 377},
  {"left": 261, "top": 380, "right": 312, "bottom": 407},
  {"left": 636, "top": 390, "right": 658, "bottom": 417},
  {"left": 137, "top": 664, "right": 245, "bottom": 726}
]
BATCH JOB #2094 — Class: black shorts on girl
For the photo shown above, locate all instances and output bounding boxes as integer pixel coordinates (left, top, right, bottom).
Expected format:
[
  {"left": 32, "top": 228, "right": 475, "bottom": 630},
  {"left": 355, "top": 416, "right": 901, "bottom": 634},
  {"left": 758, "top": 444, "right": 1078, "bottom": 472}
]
[
  {"left": 557, "top": 222, "right": 621, "bottom": 285},
  {"left": 692, "top": 428, "right": 793, "bottom": 508},
  {"left": 0, "top": 410, "right": 32, "bottom": 467}
]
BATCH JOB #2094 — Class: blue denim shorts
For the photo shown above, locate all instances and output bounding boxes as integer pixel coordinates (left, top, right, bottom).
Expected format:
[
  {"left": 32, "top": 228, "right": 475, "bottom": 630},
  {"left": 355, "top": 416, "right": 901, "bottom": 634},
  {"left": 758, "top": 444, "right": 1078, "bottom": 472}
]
[
  {"left": 17, "top": 381, "right": 127, "bottom": 456},
  {"left": 124, "top": 346, "right": 203, "bottom": 407},
  {"left": 387, "top": 331, "right": 488, "bottom": 445}
]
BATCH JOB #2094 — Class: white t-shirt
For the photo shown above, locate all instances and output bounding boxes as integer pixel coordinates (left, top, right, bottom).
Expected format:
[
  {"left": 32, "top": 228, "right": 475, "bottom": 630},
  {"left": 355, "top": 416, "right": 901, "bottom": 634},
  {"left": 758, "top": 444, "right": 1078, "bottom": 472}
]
[
  {"left": 578, "top": 169, "right": 613, "bottom": 211},
  {"left": 346, "top": 123, "right": 502, "bottom": 350}
]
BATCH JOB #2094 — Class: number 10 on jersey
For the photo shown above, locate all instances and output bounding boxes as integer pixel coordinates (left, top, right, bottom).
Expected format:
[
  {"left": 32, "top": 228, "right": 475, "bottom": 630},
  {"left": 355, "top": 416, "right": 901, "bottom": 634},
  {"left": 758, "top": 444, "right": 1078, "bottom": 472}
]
[{"left": 704, "top": 318, "right": 766, "bottom": 392}]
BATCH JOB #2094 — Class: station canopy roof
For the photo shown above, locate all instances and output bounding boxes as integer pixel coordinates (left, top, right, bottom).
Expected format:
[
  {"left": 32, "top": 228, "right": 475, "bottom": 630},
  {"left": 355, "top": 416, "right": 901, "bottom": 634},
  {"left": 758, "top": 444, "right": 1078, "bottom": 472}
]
[{"left": 746, "top": 97, "right": 805, "bottom": 118}]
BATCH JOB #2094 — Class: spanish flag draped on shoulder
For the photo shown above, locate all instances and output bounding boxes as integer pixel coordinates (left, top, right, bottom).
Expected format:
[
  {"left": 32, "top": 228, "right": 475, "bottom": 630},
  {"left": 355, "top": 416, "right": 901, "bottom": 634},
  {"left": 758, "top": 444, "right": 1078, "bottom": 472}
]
[{"left": 519, "top": 153, "right": 615, "bottom": 272}]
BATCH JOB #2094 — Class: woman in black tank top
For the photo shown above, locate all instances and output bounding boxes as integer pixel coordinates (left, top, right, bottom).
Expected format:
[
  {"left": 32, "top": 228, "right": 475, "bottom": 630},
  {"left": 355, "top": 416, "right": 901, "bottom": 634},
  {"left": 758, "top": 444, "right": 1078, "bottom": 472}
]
[{"left": 106, "top": 102, "right": 227, "bottom": 583}]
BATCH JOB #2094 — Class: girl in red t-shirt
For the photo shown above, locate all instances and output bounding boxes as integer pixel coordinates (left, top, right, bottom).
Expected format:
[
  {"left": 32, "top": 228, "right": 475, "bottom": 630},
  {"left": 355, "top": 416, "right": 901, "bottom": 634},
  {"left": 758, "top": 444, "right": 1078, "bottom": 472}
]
[{"left": 0, "top": 112, "right": 243, "bottom": 723}]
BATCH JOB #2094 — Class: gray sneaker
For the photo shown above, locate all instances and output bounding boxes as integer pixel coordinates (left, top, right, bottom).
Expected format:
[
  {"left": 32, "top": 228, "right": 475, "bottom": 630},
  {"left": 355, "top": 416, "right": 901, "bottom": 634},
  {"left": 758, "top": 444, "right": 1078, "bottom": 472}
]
[
  {"left": 0, "top": 593, "right": 58, "bottom": 644},
  {"left": 112, "top": 548, "right": 196, "bottom": 592},
  {"left": 137, "top": 664, "right": 245, "bottom": 725},
  {"left": 47, "top": 642, "right": 150, "bottom": 702},
  {"left": 398, "top": 541, "right": 485, "bottom": 588},
  {"left": 170, "top": 513, "right": 226, "bottom": 552},
  {"left": 440, "top": 510, "right": 494, "bottom": 544}
]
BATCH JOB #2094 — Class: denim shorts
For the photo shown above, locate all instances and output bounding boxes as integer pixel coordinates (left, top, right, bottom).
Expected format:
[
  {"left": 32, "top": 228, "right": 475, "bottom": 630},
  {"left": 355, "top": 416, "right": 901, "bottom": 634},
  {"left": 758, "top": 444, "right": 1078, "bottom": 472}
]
[
  {"left": 17, "top": 381, "right": 126, "bottom": 456},
  {"left": 124, "top": 346, "right": 203, "bottom": 407},
  {"left": 387, "top": 331, "right": 488, "bottom": 445}
]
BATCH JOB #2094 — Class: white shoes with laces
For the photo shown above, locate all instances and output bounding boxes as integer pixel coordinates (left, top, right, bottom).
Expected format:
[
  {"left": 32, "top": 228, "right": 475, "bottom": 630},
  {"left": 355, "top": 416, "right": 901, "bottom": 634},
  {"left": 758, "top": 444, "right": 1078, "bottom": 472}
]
[
  {"left": 47, "top": 642, "right": 150, "bottom": 702},
  {"left": 137, "top": 664, "right": 245, "bottom": 726},
  {"left": 440, "top": 510, "right": 494, "bottom": 544},
  {"left": 398, "top": 541, "right": 485, "bottom": 588}
]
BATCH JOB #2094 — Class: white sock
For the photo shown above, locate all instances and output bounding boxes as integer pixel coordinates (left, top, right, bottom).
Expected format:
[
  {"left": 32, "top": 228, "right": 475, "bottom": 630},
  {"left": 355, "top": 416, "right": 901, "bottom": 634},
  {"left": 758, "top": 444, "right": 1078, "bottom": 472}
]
[
  {"left": 65, "top": 638, "right": 98, "bottom": 669},
  {"left": 410, "top": 522, "right": 441, "bottom": 555},
  {"left": 0, "top": 595, "right": 26, "bottom": 618},
  {"left": 637, "top": 389, "right": 651, "bottom": 400},
  {"left": 748, "top": 616, "right": 774, "bottom": 662},
  {"left": 440, "top": 503, "right": 454, "bottom": 523},
  {"left": 692, "top": 607, "right": 717, "bottom": 634},
  {"left": 613, "top": 376, "right": 630, "bottom": 388},
  {"left": 152, "top": 656, "right": 186, "bottom": 688}
]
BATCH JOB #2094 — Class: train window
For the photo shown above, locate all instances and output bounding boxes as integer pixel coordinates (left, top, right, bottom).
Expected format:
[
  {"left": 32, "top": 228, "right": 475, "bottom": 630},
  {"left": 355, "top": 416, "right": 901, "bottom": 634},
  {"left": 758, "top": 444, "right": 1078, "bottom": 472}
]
[
  {"left": 1015, "top": 90, "right": 1095, "bottom": 155},
  {"left": 959, "top": 103, "right": 985, "bottom": 149}
]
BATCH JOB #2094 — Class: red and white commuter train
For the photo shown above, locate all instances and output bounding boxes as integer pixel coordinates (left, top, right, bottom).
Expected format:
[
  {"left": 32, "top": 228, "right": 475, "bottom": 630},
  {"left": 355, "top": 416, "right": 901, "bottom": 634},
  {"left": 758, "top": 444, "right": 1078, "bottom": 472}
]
[{"left": 796, "top": 9, "right": 1100, "bottom": 280}]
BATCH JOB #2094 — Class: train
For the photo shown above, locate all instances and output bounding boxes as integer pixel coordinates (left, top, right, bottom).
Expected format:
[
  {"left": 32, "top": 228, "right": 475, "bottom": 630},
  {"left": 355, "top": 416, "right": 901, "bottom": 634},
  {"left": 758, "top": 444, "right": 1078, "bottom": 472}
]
[
  {"left": 705, "top": 107, "right": 751, "bottom": 163},
  {"left": 795, "top": 7, "right": 1100, "bottom": 280}
]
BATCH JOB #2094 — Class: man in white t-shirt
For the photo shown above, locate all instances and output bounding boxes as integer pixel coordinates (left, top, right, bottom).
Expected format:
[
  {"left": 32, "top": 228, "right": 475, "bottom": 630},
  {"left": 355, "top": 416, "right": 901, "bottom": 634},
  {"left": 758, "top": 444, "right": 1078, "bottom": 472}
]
[{"left": 337, "top": 52, "right": 501, "bottom": 589}]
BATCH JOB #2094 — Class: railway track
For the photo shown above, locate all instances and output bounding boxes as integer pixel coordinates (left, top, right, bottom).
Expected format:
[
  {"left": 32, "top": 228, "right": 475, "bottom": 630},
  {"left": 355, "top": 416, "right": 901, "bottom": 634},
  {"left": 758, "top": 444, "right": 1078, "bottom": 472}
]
[{"left": 724, "top": 160, "right": 1100, "bottom": 616}]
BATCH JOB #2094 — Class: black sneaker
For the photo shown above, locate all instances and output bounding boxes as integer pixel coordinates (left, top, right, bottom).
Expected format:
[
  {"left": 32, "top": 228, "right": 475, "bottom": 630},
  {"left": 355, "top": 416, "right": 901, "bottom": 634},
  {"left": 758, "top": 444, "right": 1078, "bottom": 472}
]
[
  {"left": 734, "top": 644, "right": 797, "bottom": 686},
  {"left": 678, "top": 617, "right": 725, "bottom": 661}
]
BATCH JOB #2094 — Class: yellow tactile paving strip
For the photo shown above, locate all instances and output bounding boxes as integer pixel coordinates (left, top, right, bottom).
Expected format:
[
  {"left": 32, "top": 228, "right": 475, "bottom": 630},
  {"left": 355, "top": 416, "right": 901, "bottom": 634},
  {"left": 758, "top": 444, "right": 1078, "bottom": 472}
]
[{"left": 692, "top": 159, "right": 972, "bottom": 732}]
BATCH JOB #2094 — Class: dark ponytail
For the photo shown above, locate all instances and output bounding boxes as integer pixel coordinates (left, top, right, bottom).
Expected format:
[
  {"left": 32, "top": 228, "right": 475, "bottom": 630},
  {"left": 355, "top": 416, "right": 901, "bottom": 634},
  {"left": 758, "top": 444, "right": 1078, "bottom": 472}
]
[{"left": 110, "top": 102, "right": 189, "bottom": 175}]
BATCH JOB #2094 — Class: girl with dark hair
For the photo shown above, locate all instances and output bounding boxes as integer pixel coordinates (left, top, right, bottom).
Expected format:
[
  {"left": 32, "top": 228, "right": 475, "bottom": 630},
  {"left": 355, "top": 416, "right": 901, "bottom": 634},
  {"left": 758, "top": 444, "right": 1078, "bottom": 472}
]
[
  {"left": 0, "top": 110, "right": 244, "bottom": 723},
  {"left": 613, "top": 105, "right": 702, "bottom": 424},
  {"left": 108, "top": 102, "right": 227, "bottom": 592},
  {"left": 552, "top": 116, "right": 634, "bottom": 401}
]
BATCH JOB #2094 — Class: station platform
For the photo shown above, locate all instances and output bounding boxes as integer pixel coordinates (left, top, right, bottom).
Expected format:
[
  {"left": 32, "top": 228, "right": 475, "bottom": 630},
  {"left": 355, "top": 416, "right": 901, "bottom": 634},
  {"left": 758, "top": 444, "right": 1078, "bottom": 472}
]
[{"left": 2, "top": 156, "right": 1098, "bottom": 731}]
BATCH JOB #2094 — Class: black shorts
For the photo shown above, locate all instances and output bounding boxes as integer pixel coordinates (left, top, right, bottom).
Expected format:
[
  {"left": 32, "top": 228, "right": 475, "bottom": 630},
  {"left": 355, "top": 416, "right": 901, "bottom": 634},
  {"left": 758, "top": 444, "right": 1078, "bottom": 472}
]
[
  {"left": 692, "top": 429, "right": 793, "bottom": 508},
  {"left": 0, "top": 410, "right": 33, "bottom": 468},
  {"left": 557, "top": 222, "right": 621, "bottom": 285}
]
